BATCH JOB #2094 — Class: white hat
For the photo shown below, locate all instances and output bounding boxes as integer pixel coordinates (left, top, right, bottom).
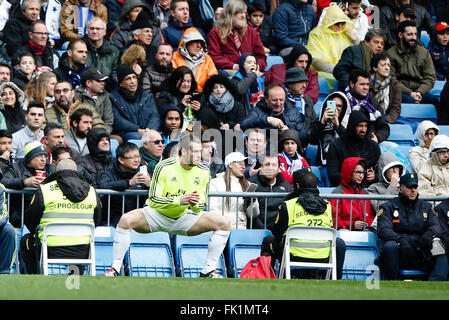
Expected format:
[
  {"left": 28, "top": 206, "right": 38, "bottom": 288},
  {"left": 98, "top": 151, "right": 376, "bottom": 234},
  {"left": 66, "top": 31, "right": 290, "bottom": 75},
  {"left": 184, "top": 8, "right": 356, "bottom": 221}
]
[
  {"left": 225, "top": 152, "right": 247, "bottom": 167},
  {"left": 430, "top": 134, "right": 449, "bottom": 153}
]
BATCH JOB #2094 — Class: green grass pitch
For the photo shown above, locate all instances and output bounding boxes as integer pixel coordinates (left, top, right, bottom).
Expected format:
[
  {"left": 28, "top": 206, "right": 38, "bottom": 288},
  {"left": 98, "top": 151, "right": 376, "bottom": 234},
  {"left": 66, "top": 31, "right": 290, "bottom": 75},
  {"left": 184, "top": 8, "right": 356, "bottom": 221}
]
[{"left": 1, "top": 275, "right": 449, "bottom": 300}]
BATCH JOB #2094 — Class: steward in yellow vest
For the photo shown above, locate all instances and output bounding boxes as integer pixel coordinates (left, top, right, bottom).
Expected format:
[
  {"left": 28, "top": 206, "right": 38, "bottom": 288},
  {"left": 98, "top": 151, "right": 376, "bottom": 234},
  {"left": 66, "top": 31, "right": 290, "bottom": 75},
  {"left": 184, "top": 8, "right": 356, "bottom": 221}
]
[
  {"left": 20, "top": 159, "right": 101, "bottom": 274},
  {"left": 261, "top": 168, "right": 346, "bottom": 279}
]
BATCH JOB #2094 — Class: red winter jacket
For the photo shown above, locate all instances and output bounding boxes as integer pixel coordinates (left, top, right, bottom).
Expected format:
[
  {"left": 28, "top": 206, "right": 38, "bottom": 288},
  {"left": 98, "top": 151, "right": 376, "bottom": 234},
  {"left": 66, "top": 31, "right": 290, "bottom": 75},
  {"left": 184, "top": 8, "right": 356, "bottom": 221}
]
[
  {"left": 278, "top": 153, "right": 309, "bottom": 185},
  {"left": 329, "top": 157, "right": 376, "bottom": 230},
  {"left": 207, "top": 26, "right": 267, "bottom": 71}
]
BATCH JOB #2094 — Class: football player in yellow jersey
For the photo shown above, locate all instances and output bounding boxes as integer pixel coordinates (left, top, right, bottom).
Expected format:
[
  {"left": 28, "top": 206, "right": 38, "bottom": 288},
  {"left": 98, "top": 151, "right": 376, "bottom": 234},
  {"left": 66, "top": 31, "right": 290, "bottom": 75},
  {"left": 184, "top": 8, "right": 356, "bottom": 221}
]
[{"left": 103, "top": 134, "right": 231, "bottom": 278}]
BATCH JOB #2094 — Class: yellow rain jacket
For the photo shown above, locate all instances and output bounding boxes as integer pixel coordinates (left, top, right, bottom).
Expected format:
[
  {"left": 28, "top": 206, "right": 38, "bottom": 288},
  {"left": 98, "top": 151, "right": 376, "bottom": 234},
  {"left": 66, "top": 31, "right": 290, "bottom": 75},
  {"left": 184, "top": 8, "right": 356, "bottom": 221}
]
[{"left": 307, "top": 5, "right": 354, "bottom": 83}]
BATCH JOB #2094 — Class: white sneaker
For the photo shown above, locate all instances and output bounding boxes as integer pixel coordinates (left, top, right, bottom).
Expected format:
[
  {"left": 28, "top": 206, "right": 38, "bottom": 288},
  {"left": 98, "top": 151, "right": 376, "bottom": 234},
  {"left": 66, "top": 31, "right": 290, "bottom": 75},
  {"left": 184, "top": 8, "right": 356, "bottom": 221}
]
[
  {"left": 101, "top": 267, "right": 119, "bottom": 277},
  {"left": 200, "top": 270, "right": 223, "bottom": 278}
]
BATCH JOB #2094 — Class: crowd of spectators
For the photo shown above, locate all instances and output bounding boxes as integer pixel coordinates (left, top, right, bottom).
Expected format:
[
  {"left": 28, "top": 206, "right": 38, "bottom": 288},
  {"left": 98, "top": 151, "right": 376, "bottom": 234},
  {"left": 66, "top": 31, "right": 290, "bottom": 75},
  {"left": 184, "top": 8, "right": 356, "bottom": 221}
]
[{"left": 0, "top": 0, "right": 448, "bottom": 258}]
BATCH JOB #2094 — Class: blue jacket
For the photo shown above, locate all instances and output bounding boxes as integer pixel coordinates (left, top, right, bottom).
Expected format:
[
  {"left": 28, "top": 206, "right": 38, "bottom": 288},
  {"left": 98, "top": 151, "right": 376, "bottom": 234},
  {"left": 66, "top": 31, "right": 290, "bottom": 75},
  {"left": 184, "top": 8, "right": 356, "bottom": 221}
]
[
  {"left": 161, "top": 16, "right": 207, "bottom": 50},
  {"left": 240, "top": 98, "right": 309, "bottom": 146},
  {"left": 272, "top": 0, "right": 315, "bottom": 49},
  {"left": 428, "top": 40, "right": 449, "bottom": 80},
  {"left": 110, "top": 87, "right": 161, "bottom": 136}
]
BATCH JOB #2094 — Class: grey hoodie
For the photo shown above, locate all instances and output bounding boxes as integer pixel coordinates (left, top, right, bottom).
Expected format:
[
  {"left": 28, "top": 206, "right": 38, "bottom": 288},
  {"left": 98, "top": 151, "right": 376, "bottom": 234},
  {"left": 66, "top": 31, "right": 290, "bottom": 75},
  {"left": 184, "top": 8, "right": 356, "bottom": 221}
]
[
  {"left": 409, "top": 120, "right": 439, "bottom": 173},
  {"left": 366, "top": 152, "right": 406, "bottom": 211}
]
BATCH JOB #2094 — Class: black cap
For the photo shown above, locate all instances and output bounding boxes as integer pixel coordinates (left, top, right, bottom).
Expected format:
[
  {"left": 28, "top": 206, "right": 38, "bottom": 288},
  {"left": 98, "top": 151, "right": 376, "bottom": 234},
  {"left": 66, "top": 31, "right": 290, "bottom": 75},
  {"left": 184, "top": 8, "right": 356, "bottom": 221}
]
[
  {"left": 398, "top": 5, "right": 416, "bottom": 18},
  {"left": 117, "top": 64, "right": 137, "bottom": 84},
  {"left": 400, "top": 173, "right": 418, "bottom": 188},
  {"left": 130, "top": 10, "right": 153, "bottom": 31},
  {"left": 81, "top": 68, "right": 108, "bottom": 86},
  {"left": 293, "top": 167, "right": 313, "bottom": 185}
]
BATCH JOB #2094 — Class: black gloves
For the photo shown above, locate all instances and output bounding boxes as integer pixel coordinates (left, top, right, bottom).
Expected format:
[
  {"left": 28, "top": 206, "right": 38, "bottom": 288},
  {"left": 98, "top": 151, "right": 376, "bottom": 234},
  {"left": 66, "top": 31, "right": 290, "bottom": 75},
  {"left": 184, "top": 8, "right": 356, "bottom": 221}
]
[
  {"left": 420, "top": 231, "right": 434, "bottom": 250},
  {"left": 398, "top": 238, "right": 414, "bottom": 256}
]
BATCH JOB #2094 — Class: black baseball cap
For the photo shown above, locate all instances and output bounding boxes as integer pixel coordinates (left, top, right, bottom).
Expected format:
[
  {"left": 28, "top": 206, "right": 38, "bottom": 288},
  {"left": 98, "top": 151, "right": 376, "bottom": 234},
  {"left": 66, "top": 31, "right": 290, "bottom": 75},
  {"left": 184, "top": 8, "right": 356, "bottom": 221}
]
[
  {"left": 399, "top": 173, "right": 418, "bottom": 188},
  {"left": 81, "top": 68, "right": 108, "bottom": 86}
]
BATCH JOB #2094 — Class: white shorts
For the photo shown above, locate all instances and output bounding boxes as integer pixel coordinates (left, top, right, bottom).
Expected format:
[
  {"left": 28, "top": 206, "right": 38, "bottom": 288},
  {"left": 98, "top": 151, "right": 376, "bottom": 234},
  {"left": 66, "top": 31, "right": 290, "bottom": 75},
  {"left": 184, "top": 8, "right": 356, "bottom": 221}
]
[{"left": 141, "top": 206, "right": 202, "bottom": 236}]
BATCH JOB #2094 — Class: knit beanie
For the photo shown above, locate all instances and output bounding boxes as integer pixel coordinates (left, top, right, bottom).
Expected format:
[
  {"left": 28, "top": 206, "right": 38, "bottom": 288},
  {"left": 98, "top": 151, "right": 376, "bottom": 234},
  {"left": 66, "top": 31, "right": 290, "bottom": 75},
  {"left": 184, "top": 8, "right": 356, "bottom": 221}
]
[
  {"left": 24, "top": 141, "right": 47, "bottom": 164},
  {"left": 117, "top": 64, "right": 137, "bottom": 85}
]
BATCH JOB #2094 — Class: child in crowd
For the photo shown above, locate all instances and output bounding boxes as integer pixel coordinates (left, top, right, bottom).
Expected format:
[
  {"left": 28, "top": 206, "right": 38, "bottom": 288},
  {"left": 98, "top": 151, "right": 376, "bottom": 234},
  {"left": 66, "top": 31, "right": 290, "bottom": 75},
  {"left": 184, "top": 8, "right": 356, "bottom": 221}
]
[
  {"left": 428, "top": 22, "right": 449, "bottom": 81},
  {"left": 12, "top": 53, "right": 36, "bottom": 91},
  {"left": 247, "top": 2, "right": 275, "bottom": 54},
  {"left": 278, "top": 129, "right": 309, "bottom": 185}
]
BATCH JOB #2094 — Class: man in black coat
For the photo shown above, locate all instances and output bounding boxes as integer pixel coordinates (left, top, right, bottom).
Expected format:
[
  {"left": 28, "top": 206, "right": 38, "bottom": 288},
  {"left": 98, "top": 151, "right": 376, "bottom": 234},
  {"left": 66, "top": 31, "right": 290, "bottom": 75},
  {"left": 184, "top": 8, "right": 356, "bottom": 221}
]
[
  {"left": 326, "top": 110, "right": 381, "bottom": 187},
  {"left": 377, "top": 173, "right": 449, "bottom": 281},
  {"left": 249, "top": 153, "right": 292, "bottom": 230},
  {"left": 98, "top": 142, "right": 150, "bottom": 226}
]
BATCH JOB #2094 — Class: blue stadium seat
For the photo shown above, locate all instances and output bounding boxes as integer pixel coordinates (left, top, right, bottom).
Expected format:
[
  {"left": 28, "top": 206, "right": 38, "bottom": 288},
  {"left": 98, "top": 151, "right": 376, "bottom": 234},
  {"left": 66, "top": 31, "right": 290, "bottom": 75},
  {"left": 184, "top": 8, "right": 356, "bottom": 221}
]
[
  {"left": 310, "top": 166, "right": 324, "bottom": 187},
  {"left": 399, "top": 269, "right": 428, "bottom": 279},
  {"left": 304, "top": 144, "right": 318, "bottom": 166},
  {"left": 318, "top": 187, "right": 335, "bottom": 194},
  {"left": 420, "top": 31, "right": 430, "bottom": 47},
  {"left": 174, "top": 232, "right": 227, "bottom": 278},
  {"left": 337, "top": 230, "right": 380, "bottom": 281},
  {"left": 10, "top": 227, "right": 23, "bottom": 274},
  {"left": 318, "top": 78, "right": 329, "bottom": 99},
  {"left": 228, "top": 229, "right": 271, "bottom": 278},
  {"left": 319, "top": 166, "right": 331, "bottom": 187},
  {"left": 314, "top": 101, "right": 323, "bottom": 115},
  {"left": 398, "top": 104, "right": 438, "bottom": 132},
  {"left": 388, "top": 124, "right": 416, "bottom": 146},
  {"left": 333, "top": 79, "right": 340, "bottom": 93},
  {"left": 128, "top": 139, "right": 142, "bottom": 148},
  {"left": 94, "top": 226, "right": 123, "bottom": 276},
  {"left": 110, "top": 139, "right": 120, "bottom": 158},
  {"left": 437, "top": 125, "right": 449, "bottom": 136},
  {"left": 128, "top": 231, "right": 175, "bottom": 277},
  {"left": 265, "top": 55, "right": 284, "bottom": 71},
  {"left": 430, "top": 80, "right": 446, "bottom": 97}
]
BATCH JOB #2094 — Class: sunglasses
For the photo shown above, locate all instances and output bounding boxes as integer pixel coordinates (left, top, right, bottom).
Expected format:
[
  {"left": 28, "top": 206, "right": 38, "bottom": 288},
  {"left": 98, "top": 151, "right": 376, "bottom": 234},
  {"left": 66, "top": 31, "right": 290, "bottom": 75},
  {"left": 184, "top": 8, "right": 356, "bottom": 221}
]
[{"left": 150, "top": 140, "right": 164, "bottom": 145}]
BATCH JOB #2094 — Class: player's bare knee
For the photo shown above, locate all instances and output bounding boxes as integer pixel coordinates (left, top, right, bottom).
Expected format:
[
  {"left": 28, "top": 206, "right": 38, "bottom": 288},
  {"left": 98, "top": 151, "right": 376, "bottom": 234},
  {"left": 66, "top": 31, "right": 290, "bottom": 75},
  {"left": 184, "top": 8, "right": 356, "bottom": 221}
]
[{"left": 117, "top": 211, "right": 139, "bottom": 230}]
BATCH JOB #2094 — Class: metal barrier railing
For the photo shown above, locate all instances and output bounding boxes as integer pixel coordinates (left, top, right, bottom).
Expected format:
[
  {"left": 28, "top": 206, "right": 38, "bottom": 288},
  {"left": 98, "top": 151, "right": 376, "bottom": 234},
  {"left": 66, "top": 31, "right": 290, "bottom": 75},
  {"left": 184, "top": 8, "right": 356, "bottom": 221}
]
[{"left": 7, "top": 188, "right": 449, "bottom": 230}]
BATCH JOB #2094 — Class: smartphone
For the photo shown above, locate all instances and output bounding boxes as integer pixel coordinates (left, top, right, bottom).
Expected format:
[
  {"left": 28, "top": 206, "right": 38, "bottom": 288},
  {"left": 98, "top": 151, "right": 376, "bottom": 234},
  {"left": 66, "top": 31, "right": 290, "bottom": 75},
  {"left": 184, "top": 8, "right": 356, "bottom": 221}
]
[
  {"left": 254, "top": 160, "right": 261, "bottom": 170},
  {"left": 191, "top": 93, "right": 201, "bottom": 102},
  {"left": 246, "top": 183, "right": 258, "bottom": 193},
  {"left": 327, "top": 100, "right": 336, "bottom": 113},
  {"left": 139, "top": 165, "right": 148, "bottom": 176}
]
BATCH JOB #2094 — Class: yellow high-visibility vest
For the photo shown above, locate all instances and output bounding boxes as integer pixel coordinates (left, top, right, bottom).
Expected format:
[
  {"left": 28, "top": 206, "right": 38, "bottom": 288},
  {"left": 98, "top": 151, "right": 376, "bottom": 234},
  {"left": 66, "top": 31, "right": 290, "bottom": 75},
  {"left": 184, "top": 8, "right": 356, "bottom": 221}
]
[
  {"left": 284, "top": 198, "right": 333, "bottom": 259},
  {"left": 38, "top": 180, "right": 96, "bottom": 246}
]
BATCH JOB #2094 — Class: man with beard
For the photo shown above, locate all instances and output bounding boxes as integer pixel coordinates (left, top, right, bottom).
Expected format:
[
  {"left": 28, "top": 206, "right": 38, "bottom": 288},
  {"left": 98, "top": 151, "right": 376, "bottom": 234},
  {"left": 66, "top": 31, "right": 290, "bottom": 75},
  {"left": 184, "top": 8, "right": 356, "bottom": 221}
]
[
  {"left": 79, "top": 127, "right": 113, "bottom": 186},
  {"left": 326, "top": 110, "right": 381, "bottom": 187},
  {"left": 141, "top": 43, "right": 174, "bottom": 98},
  {"left": 54, "top": 39, "right": 89, "bottom": 89},
  {"left": 387, "top": 20, "right": 437, "bottom": 106},
  {"left": 75, "top": 68, "right": 114, "bottom": 134},
  {"left": 208, "top": 0, "right": 266, "bottom": 76},
  {"left": 344, "top": 68, "right": 390, "bottom": 143},
  {"left": 64, "top": 108, "right": 93, "bottom": 156},
  {"left": 44, "top": 81, "right": 107, "bottom": 131},
  {"left": 110, "top": 64, "right": 160, "bottom": 142}
]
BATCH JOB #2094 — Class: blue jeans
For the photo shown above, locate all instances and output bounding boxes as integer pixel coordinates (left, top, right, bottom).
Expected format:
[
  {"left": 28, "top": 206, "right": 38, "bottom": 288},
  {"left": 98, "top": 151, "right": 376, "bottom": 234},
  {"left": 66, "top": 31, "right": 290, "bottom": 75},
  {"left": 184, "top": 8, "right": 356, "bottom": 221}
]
[
  {"left": 401, "top": 93, "right": 440, "bottom": 106},
  {"left": 0, "top": 222, "right": 16, "bottom": 274}
]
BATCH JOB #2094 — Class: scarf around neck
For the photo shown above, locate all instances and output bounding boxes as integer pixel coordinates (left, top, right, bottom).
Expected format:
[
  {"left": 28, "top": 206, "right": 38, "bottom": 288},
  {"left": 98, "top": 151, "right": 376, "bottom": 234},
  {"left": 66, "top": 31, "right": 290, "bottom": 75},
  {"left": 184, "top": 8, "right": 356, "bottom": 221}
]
[
  {"left": 209, "top": 90, "right": 234, "bottom": 113},
  {"left": 281, "top": 150, "right": 305, "bottom": 174},
  {"left": 371, "top": 74, "right": 390, "bottom": 112},
  {"left": 29, "top": 40, "right": 45, "bottom": 55},
  {"left": 285, "top": 88, "right": 304, "bottom": 115},
  {"left": 345, "top": 86, "right": 381, "bottom": 121}
]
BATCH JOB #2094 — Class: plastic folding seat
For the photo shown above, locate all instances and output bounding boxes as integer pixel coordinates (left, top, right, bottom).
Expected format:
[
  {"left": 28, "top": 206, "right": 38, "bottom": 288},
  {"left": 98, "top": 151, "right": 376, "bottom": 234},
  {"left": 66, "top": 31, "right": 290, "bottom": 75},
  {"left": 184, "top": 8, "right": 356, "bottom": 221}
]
[
  {"left": 304, "top": 145, "right": 318, "bottom": 166},
  {"left": 310, "top": 166, "right": 324, "bottom": 187},
  {"left": 128, "top": 230, "right": 175, "bottom": 277},
  {"left": 279, "top": 226, "right": 337, "bottom": 280},
  {"left": 174, "top": 232, "right": 227, "bottom": 278},
  {"left": 399, "top": 104, "right": 438, "bottom": 131},
  {"left": 94, "top": 226, "right": 119, "bottom": 275},
  {"left": 227, "top": 229, "right": 271, "bottom": 278},
  {"left": 110, "top": 139, "right": 120, "bottom": 158},
  {"left": 265, "top": 55, "right": 284, "bottom": 71},
  {"left": 337, "top": 230, "right": 380, "bottom": 280},
  {"left": 388, "top": 124, "right": 416, "bottom": 146},
  {"left": 128, "top": 139, "right": 142, "bottom": 148},
  {"left": 429, "top": 80, "right": 446, "bottom": 97}
]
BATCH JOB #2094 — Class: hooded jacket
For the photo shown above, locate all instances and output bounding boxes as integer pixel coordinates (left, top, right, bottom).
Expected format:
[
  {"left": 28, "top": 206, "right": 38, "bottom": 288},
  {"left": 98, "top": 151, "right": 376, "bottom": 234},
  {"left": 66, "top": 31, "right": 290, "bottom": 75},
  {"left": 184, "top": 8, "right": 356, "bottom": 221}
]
[
  {"left": 78, "top": 127, "right": 113, "bottom": 186},
  {"left": 418, "top": 134, "right": 449, "bottom": 198},
  {"left": 23, "top": 170, "right": 102, "bottom": 234},
  {"left": 278, "top": 129, "right": 309, "bottom": 185},
  {"left": 0, "top": 82, "right": 26, "bottom": 134},
  {"left": 203, "top": 74, "right": 246, "bottom": 129},
  {"left": 264, "top": 44, "right": 319, "bottom": 103},
  {"left": 307, "top": 5, "right": 354, "bottom": 79},
  {"left": 366, "top": 152, "right": 406, "bottom": 210},
  {"left": 309, "top": 91, "right": 351, "bottom": 166},
  {"left": 172, "top": 27, "right": 218, "bottom": 92},
  {"left": 409, "top": 120, "right": 439, "bottom": 173},
  {"left": 326, "top": 110, "right": 381, "bottom": 186},
  {"left": 159, "top": 103, "right": 184, "bottom": 145},
  {"left": 329, "top": 157, "right": 376, "bottom": 230},
  {"left": 272, "top": 0, "right": 315, "bottom": 48}
]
